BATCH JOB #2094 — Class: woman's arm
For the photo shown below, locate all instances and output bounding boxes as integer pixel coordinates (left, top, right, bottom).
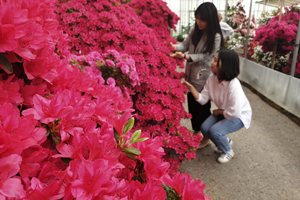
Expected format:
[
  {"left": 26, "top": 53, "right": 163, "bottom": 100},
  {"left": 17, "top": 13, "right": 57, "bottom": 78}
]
[
  {"left": 170, "top": 52, "right": 192, "bottom": 61},
  {"left": 182, "top": 80, "right": 210, "bottom": 105},
  {"left": 182, "top": 80, "right": 199, "bottom": 99}
]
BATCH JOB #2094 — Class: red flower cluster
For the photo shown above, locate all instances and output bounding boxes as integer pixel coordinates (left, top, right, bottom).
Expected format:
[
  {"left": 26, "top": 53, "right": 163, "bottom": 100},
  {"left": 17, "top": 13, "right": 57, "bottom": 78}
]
[
  {"left": 129, "top": 0, "right": 180, "bottom": 41},
  {"left": 0, "top": 0, "right": 210, "bottom": 199},
  {"left": 255, "top": 3, "right": 300, "bottom": 76},
  {"left": 244, "top": 40, "right": 259, "bottom": 58},
  {"left": 55, "top": 0, "right": 202, "bottom": 176}
]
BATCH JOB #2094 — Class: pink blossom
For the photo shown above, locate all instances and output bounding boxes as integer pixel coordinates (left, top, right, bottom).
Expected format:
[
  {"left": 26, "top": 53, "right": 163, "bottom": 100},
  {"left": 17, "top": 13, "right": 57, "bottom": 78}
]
[
  {"left": 162, "top": 172, "right": 210, "bottom": 200},
  {"left": 120, "top": 63, "right": 130, "bottom": 74},
  {"left": 22, "top": 91, "right": 74, "bottom": 124},
  {"left": 106, "top": 59, "right": 115, "bottom": 67},
  {"left": 0, "top": 0, "right": 210, "bottom": 198},
  {"left": 70, "top": 159, "right": 115, "bottom": 199},
  {"left": 0, "top": 154, "right": 25, "bottom": 199},
  {"left": 107, "top": 77, "right": 116, "bottom": 86},
  {"left": 0, "top": 24, "right": 17, "bottom": 52}
]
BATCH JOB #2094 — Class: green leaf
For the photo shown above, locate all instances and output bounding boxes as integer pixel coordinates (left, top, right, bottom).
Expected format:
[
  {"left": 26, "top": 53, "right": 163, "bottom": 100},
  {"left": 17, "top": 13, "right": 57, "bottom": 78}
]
[
  {"left": 46, "top": 129, "right": 51, "bottom": 137},
  {"left": 0, "top": 53, "right": 13, "bottom": 74},
  {"left": 123, "top": 117, "right": 134, "bottom": 135},
  {"left": 135, "top": 137, "right": 148, "bottom": 143},
  {"left": 14, "top": 53, "right": 23, "bottom": 61},
  {"left": 163, "top": 184, "right": 180, "bottom": 199},
  {"left": 122, "top": 147, "right": 141, "bottom": 156},
  {"left": 129, "top": 130, "right": 141, "bottom": 145},
  {"left": 113, "top": 128, "right": 120, "bottom": 144},
  {"left": 123, "top": 151, "right": 135, "bottom": 160}
]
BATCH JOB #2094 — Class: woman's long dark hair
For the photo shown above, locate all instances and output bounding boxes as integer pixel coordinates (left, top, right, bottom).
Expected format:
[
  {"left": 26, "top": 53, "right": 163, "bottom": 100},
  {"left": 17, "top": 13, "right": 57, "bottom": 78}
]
[{"left": 192, "top": 2, "right": 224, "bottom": 54}]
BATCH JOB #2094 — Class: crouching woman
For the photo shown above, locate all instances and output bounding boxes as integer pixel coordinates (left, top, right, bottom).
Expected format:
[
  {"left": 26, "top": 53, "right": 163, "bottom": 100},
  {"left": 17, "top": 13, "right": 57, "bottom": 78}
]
[{"left": 182, "top": 49, "right": 252, "bottom": 163}]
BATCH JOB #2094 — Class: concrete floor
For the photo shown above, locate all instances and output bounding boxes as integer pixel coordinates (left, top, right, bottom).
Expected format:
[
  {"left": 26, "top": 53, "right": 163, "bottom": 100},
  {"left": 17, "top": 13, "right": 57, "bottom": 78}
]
[{"left": 179, "top": 85, "right": 300, "bottom": 200}]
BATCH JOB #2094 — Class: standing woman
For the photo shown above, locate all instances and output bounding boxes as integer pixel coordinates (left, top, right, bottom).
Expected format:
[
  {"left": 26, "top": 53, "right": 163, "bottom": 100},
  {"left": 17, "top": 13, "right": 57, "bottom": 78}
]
[{"left": 171, "top": 2, "right": 224, "bottom": 147}]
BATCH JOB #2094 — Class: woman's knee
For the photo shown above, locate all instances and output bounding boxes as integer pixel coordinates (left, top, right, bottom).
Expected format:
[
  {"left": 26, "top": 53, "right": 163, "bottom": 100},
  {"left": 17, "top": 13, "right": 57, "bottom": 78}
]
[
  {"left": 209, "top": 125, "right": 223, "bottom": 139},
  {"left": 200, "top": 123, "right": 209, "bottom": 136}
]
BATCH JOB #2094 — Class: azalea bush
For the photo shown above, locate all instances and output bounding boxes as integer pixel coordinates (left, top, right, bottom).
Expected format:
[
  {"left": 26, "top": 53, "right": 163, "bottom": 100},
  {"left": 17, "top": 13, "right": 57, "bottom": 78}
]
[
  {"left": 69, "top": 50, "right": 140, "bottom": 97},
  {"left": 0, "top": 0, "right": 211, "bottom": 199},
  {"left": 283, "top": 55, "right": 300, "bottom": 78},
  {"left": 254, "top": 3, "right": 300, "bottom": 77},
  {"left": 225, "top": 1, "right": 257, "bottom": 37},
  {"left": 129, "top": 0, "right": 180, "bottom": 41},
  {"left": 254, "top": 4, "right": 299, "bottom": 55},
  {"left": 55, "top": 0, "right": 203, "bottom": 175}
]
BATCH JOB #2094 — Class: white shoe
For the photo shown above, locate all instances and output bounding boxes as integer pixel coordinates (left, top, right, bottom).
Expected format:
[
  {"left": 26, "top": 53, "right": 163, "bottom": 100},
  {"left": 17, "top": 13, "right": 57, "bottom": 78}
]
[
  {"left": 218, "top": 149, "right": 234, "bottom": 163},
  {"left": 214, "top": 147, "right": 223, "bottom": 154},
  {"left": 214, "top": 138, "right": 233, "bottom": 154}
]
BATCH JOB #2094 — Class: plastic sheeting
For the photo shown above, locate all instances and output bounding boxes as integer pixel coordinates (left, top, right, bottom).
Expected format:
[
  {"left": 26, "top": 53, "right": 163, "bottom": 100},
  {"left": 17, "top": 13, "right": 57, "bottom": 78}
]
[{"left": 238, "top": 57, "right": 300, "bottom": 119}]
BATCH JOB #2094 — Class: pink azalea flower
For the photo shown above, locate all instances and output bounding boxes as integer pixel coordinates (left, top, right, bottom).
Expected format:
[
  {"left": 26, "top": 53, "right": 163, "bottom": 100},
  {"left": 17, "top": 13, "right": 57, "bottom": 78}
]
[
  {"left": 20, "top": 82, "right": 48, "bottom": 107},
  {"left": 107, "top": 77, "right": 116, "bottom": 86},
  {"left": 19, "top": 145, "right": 50, "bottom": 179},
  {"left": 162, "top": 172, "right": 210, "bottom": 200},
  {"left": 106, "top": 59, "right": 115, "bottom": 67},
  {"left": 0, "top": 154, "right": 26, "bottom": 199},
  {"left": 129, "top": 179, "right": 166, "bottom": 200},
  {"left": 1, "top": 75, "right": 23, "bottom": 105},
  {"left": 107, "top": 112, "right": 132, "bottom": 137},
  {"left": 0, "top": 24, "right": 17, "bottom": 52},
  {"left": 25, "top": 177, "right": 65, "bottom": 200},
  {"left": 22, "top": 91, "right": 74, "bottom": 124},
  {"left": 70, "top": 159, "right": 114, "bottom": 199},
  {"left": 120, "top": 63, "right": 130, "bottom": 74}
]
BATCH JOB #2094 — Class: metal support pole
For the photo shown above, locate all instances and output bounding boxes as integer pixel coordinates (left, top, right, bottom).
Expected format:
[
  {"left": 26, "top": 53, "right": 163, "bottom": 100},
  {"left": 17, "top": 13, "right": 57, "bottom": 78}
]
[
  {"left": 224, "top": 0, "right": 228, "bottom": 22},
  {"left": 188, "top": 0, "right": 190, "bottom": 31},
  {"left": 290, "top": 16, "right": 300, "bottom": 76},
  {"left": 179, "top": 0, "right": 182, "bottom": 35},
  {"left": 244, "top": 0, "right": 253, "bottom": 59}
]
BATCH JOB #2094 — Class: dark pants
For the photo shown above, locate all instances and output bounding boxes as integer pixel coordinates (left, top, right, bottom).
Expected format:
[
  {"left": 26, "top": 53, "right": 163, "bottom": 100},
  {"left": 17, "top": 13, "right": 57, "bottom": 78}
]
[{"left": 187, "top": 92, "right": 211, "bottom": 132}]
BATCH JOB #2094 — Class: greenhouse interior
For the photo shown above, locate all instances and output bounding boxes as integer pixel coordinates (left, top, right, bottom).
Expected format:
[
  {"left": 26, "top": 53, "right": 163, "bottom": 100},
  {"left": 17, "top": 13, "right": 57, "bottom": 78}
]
[{"left": 0, "top": 0, "right": 300, "bottom": 199}]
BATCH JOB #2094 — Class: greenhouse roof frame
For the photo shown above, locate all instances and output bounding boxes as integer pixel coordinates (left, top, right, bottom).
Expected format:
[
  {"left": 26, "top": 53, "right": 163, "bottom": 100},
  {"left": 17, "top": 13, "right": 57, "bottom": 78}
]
[{"left": 256, "top": 0, "right": 300, "bottom": 7}]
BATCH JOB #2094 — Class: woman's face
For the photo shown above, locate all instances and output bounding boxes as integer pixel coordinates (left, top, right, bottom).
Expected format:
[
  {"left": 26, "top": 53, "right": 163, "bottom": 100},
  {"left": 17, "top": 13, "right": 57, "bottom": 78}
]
[
  {"left": 196, "top": 17, "right": 208, "bottom": 31},
  {"left": 211, "top": 53, "right": 221, "bottom": 75}
]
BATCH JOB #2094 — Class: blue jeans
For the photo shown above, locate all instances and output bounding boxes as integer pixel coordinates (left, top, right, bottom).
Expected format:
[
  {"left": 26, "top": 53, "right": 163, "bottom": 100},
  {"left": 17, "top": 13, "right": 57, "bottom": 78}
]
[{"left": 200, "top": 114, "right": 244, "bottom": 154}]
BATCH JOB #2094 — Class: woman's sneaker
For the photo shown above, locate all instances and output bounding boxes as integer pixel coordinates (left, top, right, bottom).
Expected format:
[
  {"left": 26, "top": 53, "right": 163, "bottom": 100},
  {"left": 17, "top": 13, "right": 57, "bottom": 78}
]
[
  {"left": 217, "top": 149, "right": 234, "bottom": 163},
  {"left": 214, "top": 147, "right": 223, "bottom": 154},
  {"left": 214, "top": 138, "right": 233, "bottom": 154}
]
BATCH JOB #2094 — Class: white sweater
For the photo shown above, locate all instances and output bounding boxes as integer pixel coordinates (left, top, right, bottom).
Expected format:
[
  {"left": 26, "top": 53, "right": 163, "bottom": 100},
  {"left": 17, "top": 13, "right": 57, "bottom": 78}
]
[
  {"left": 220, "top": 21, "right": 234, "bottom": 39},
  {"left": 196, "top": 75, "right": 252, "bottom": 129}
]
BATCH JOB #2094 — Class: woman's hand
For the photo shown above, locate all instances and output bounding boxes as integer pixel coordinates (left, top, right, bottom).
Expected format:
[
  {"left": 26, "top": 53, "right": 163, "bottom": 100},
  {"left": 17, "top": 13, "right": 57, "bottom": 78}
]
[
  {"left": 170, "top": 51, "right": 184, "bottom": 59},
  {"left": 170, "top": 43, "right": 177, "bottom": 51},
  {"left": 182, "top": 80, "right": 199, "bottom": 100},
  {"left": 182, "top": 80, "right": 192, "bottom": 89},
  {"left": 213, "top": 109, "right": 224, "bottom": 116}
]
